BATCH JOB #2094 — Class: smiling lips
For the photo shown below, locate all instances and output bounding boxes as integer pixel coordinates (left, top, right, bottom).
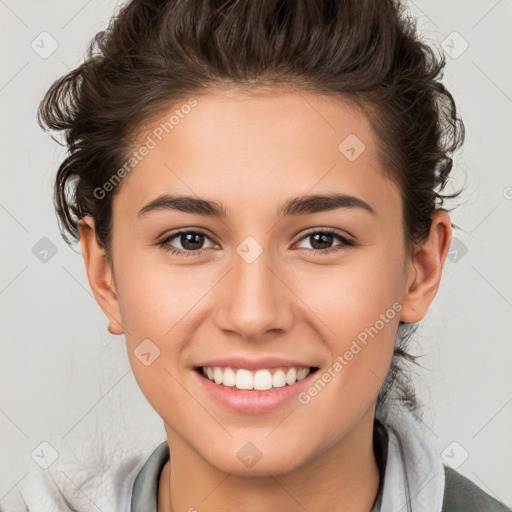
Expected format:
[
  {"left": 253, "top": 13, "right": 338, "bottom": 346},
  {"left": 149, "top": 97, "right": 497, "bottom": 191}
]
[
  {"left": 194, "top": 358, "right": 320, "bottom": 413},
  {"left": 201, "top": 366, "right": 314, "bottom": 391}
]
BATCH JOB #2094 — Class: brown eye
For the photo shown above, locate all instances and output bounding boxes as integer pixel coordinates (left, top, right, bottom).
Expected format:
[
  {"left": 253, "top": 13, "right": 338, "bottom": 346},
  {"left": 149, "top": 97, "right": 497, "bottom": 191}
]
[
  {"left": 157, "top": 230, "right": 217, "bottom": 256},
  {"left": 295, "top": 229, "right": 355, "bottom": 255}
]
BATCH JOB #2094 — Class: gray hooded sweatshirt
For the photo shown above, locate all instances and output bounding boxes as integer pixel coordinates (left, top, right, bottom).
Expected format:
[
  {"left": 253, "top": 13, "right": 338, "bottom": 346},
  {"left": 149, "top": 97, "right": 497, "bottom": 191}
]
[{"left": 1, "top": 401, "right": 509, "bottom": 511}]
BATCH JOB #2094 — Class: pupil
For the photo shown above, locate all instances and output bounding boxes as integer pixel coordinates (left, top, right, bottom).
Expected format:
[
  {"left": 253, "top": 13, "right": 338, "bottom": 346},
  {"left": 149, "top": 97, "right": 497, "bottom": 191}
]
[
  {"left": 182, "top": 233, "right": 204, "bottom": 250},
  {"left": 311, "top": 233, "right": 332, "bottom": 249}
]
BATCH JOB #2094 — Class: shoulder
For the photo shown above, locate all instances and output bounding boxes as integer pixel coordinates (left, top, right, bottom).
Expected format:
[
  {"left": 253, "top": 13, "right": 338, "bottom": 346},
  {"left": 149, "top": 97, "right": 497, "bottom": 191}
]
[
  {"left": 0, "top": 450, "right": 147, "bottom": 512},
  {"left": 0, "top": 467, "right": 76, "bottom": 512},
  {"left": 442, "top": 465, "right": 511, "bottom": 512}
]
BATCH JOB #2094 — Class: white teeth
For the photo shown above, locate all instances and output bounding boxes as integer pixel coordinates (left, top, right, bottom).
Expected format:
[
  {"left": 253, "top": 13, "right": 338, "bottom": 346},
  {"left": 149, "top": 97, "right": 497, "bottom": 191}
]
[
  {"left": 213, "top": 367, "right": 223, "bottom": 385},
  {"left": 272, "top": 369, "right": 287, "bottom": 388},
  {"left": 253, "top": 369, "right": 273, "bottom": 391},
  {"left": 201, "top": 366, "right": 312, "bottom": 390},
  {"left": 285, "top": 367, "right": 297, "bottom": 385},
  {"left": 235, "top": 369, "right": 253, "bottom": 390},
  {"left": 223, "top": 367, "right": 236, "bottom": 387},
  {"left": 297, "top": 368, "right": 309, "bottom": 381}
]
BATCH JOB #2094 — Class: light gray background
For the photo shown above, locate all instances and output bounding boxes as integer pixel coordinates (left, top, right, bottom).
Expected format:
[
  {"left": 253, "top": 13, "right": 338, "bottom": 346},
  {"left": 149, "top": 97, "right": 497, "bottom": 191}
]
[{"left": 1, "top": 0, "right": 511, "bottom": 507}]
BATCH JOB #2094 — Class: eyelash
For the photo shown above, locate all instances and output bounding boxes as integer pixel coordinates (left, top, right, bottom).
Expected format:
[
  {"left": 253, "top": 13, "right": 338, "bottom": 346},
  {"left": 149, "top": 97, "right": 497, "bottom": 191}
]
[{"left": 156, "top": 228, "right": 355, "bottom": 257}]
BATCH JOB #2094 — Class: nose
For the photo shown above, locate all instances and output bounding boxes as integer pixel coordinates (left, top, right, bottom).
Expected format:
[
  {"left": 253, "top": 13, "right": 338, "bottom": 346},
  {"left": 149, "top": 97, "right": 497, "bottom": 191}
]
[{"left": 214, "top": 245, "right": 294, "bottom": 342}]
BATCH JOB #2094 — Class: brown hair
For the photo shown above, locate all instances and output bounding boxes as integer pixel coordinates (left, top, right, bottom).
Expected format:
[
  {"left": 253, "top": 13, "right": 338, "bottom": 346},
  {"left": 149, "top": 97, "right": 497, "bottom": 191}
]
[{"left": 37, "top": 0, "right": 465, "bottom": 416}]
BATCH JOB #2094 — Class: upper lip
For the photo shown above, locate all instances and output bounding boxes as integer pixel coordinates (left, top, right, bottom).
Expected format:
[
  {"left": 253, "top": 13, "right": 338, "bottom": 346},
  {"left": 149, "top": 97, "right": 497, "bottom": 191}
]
[{"left": 195, "top": 357, "right": 318, "bottom": 371}]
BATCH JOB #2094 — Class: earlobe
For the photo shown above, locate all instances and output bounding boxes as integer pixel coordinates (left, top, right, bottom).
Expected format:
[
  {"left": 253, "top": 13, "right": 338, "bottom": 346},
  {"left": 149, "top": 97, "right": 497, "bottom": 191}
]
[
  {"left": 78, "top": 216, "right": 125, "bottom": 335},
  {"left": 400, "top": 211, "right": 452, "bottom": 323}
]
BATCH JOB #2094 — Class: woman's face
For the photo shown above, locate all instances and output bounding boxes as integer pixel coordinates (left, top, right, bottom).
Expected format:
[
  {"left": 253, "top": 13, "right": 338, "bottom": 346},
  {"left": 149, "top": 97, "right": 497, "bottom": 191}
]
[{"left": 82, "top": 87, "right": 445, "bottom": 475}]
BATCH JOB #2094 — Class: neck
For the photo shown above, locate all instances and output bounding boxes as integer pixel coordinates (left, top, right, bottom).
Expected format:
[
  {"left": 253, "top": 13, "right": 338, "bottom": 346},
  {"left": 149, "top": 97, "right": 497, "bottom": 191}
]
[{"left": 158, "top": 408, "right": 381, "bottom": 512}]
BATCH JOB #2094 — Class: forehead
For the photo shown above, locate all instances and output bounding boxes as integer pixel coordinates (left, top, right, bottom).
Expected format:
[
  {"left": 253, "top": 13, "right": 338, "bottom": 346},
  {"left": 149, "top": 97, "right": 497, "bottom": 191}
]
[{"left": 113, "top": 87, "right": 401, "bottom": 221}]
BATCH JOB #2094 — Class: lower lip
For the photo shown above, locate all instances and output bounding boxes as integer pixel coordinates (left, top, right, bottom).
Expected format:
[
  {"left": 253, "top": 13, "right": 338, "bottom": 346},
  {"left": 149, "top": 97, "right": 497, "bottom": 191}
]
[{"left": 194, "top": 368, "right": 317, "bottom": 414}]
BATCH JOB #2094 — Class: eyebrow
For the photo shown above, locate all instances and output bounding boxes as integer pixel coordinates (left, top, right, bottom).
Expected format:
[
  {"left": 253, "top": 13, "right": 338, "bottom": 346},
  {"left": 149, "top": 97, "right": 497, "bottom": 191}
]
[{"left": 137, "top": 193, "right": 376, "bottom": 218}]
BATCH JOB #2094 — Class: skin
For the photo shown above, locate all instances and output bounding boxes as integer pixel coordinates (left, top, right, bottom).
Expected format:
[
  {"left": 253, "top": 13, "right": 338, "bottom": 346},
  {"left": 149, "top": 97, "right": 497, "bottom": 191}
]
[{"left": 78, "top": 86, "right": 451, "bottom": 512}]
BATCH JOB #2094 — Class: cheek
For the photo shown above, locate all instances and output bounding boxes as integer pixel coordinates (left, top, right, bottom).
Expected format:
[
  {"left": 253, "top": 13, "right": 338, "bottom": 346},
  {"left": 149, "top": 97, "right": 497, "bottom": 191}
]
[
  {"left": 114, "top": 247, "right": 211, "bottom": 341},
  {"left": 294, "top": 248, "right": 405, "bottom": 394},
  {"left": 114, "top": 261, "right": 199, "bottom": 412},
  {"left": 299, "top": 246, "right": 405, "bottom": 338},
  {"left": 112, "top": 252, "right": 222, "bottom": 400}
]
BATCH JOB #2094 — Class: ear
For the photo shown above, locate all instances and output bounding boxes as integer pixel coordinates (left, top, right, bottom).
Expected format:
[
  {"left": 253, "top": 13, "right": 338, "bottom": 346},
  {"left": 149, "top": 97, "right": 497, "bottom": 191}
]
[
  {"left": 77, "top": 216, "right": 124, "bottom": 335},
  {"left": 400, "top": 210, "right": 452, "bottom": 323}
]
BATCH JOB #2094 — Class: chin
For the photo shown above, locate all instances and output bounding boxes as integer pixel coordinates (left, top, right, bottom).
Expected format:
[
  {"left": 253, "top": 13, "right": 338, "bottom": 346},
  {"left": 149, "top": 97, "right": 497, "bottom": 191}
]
[{"left": 198, "top": 439, "right": 315, "bottom": 477}]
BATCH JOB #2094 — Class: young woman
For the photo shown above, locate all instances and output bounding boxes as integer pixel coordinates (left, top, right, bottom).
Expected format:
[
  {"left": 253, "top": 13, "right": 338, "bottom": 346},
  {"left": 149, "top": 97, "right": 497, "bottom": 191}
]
[{"left": 2, "top": 0, "right": 510, "bottom": 511}]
